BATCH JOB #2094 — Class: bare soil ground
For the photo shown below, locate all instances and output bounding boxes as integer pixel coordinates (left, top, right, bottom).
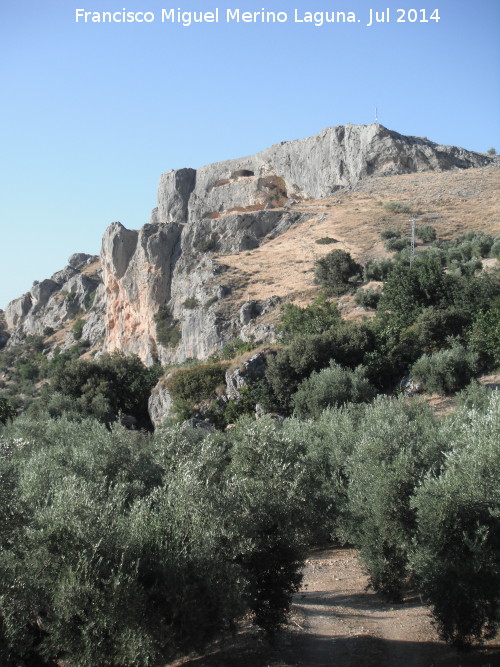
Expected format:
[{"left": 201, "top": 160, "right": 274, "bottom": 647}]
[
  {"left": 170, "top": 547, "right": 500, "bottom": 667},
  {"left": 217, "top": 167, "right": 500, "bottom": 307}
]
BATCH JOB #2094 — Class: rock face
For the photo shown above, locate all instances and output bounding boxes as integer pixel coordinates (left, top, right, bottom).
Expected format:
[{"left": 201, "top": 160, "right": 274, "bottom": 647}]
[
  {"left": 153, "top": 123, "right": 496, "bottom": 224},
  {"left": 225, "top": 352, "right": 270, "bottom": 400},
  {"left": 148, "top": 378, "right": 175, "bottom": 427},
  {"left": 101, "top": 221, "right": 182, "bottom": 365},
  {"left": 5, "top": 124, "right": 498, "bottom": 363},
  {"left": 100, "top": 210, "right": 300, "bottom": 364},
  {"left": 5, "top": 254, "right": 101, "bottom": 346}
]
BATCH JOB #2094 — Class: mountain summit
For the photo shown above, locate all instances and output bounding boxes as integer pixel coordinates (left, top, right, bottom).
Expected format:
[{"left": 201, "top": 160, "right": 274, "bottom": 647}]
[{"left": 3, "top": 124, "right": 498, "bottom": 368}]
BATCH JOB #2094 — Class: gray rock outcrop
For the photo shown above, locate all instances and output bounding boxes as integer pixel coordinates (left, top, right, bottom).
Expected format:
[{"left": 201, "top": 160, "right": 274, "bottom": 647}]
[
  {"left": 225, "top": 352, "right": 270, "bottom": 400},
  {"left": 5, "top": 256, "right": 102, "bottom": 346},
  {"left": 5, "top": 123, "right": 497, "bottom": 365},
  {"left": 154, "top": 123, "right": 497, "bottom": 224},
  {"left": 148, "top": 378, "right": 175, "bottom": 427}
]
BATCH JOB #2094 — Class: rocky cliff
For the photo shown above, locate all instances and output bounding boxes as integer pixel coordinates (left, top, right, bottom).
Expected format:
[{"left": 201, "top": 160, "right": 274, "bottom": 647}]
[
  {"left": 4, "top": 123, "right": 498, "bottom": 364},
  {"left": 4, "top": 253, "right": 103, "bottom": 348},
  {"left": 152, "top": 123, "right": 494, "bottom": 224}
]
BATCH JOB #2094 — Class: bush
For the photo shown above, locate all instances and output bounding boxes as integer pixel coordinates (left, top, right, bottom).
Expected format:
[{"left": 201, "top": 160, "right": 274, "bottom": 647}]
[
  {"left": 411, "top": 344, "right": 479, "bottom": 395},
  {"left": 384, "top": 237, "right": 408, "bottom": 252},
  {"left": 315, "top": 236, "right": 337, "bottom": 245},
  {"left": 277, "top": 296, "right": 340, "bottom": 341},
  {"left": 455, "top": 380, "right": 492, "bottom": 412},
  {"left": 490, "top": 237, "right": 500, "bottom": 260},
  {"left": 0, "top": 396, "right": 15, "bottom": 424},
  {"left": 292, "top": 362, "right": 376, "bottom": 419},
  {"left": 195, "top": 234, "right": 218, "bottom": 253},
  {"left": 218, "top": 338, "right": 256, "bottom": 360},
  {"left": 355, "top": 288, "right": 381, "bottom": 310},
  {"left": 166, "top": 362, "right": 228, "bottom": 403},
  {"left": 415, "top": 224, "right": 437, "bottom": 243},
  {"left": 383, "top": 202, "right": 413, "bottom": 215},
  {"left": 412, "top": 394, "right": 500, "bottom": 646},
  {"left": 344, "top": 397, "right": 444, "bottom": 600},
  {"left": 468, "top": 305, "right": 500, "bottom": 369},
  {"left": 182, "top": 296, "right": 199, "bottom": 309},
  {"left": 363, "top": 258, "right": 394, "bottom": 281},
  {"left": 0, "top": 415, "right": 316, "bottom": 663},
  {"left": 154, "top": 307, "right": 181, "bottom": 348},
  {"left": 49, "top": 352, "right": 161, "bottom": 427},
  {"left": 379, "top": 254, "right": 453, "bottom": 326},
  {"left": 380, "top": 228, "right": 401, "bottom": 240},
  {"left": 314, "top": 250, "right": 362, "bottom": 295},
  {"left": 266, "top": 323, "right": 374, "bottom": 413},
  {"left": 71, "top": 318, "right": 84, "bottom": 340}
]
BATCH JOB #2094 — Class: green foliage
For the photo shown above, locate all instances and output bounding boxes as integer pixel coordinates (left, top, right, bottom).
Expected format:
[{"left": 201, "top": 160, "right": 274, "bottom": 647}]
[
  {"left": 218, "top": 338, "right": 257, "bottom": 360},
  {"left": 490, "top": 237, "right": 500, "bottom": 260},
  {"left": 315, "top": 236, "right": 337, "bottom": 245},
  {"left": 434, "top": 232, "right": 495, "bottom": 264},
  {"left": 355, "top": 288, "right": 381, "bottom": 310},
  {"left": 411, "top": 344, "right": 480, "bottom": 395},
  {"left": 379, "top": 254, "right": 453, "bottom": 326},
  {"left": 468, "top": 304, "right": 500, "bottom": 369},
  {"left": 411, "top": 394, "right": 500, "bottom": 646},
  {"left": 182, "top": 296, "right": 199, "bottom": 309},
  {"left": 384, "top": 237, "right": 408, "bottom": 252},
  {"left": 195, "top": 234, "right": 218, "bottom": 253},
  {"left": 455, "top": 380, "right": 492, "bottom": 412},
  {"left": 71, "top": 318, "right": 85, "bottom": 340},
  {"left": 383, "top": 202, "right": 413, "bottom": 214},
  {"left": 49, "top": 352, "right": 162, "bottom": 427},
  {"left": 487, "top": 147, "right": 496, "bottom": 155},
  {"left": 363, "top": 258, "right": 394, "bottom": 281},
  {"left": 0, "top": 396, "right": 15, "bottom": 424},
  {"left": 0, "top": 414, "right": 319, "bottom": 664},
  {"left": 292, "top": 362, "right": 376, "bottom": 419},
  {"left": 344, "top": 397, "right": 444, "bottom": 600},
  {"left": 380, "top": 227, "right": 401, "bottom": 240},
  {"left": 154, "top": 307, "right": 181, "bottom": 348},
  {"left": 166, "top": 362, "right": 228, "bottom": 403},
  {"left": 415, "top": 224, "right": 437, "bottom": 243},
  {"left": 314, "top": 250, "right": 362, "bottom": 295},
  {"left": 266, "top": 323, "right": 374, "bottom": 414},
  {"left": 277, "top": 296, "right": 340, "bottom": 341}
]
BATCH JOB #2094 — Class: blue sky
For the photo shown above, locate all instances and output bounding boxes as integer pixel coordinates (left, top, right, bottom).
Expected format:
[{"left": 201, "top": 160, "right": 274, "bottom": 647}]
[{"left": 1, "top": 0, "right": 499, "bottom": 308}]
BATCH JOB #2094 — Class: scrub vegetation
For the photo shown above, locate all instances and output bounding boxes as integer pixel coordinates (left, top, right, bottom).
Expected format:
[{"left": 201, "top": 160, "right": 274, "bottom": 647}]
[{"left": 0, "top": 226, "right": 499, "bottom": 665}]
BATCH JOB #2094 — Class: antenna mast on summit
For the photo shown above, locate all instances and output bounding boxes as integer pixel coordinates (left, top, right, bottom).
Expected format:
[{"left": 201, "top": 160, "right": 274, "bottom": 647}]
[{"left": 375, "top": 107, "right": 379, "bottom": 123}]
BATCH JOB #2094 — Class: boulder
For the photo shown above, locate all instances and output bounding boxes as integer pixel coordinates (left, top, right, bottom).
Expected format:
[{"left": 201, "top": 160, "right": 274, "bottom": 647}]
[{"left": 225, "top": 352, "right": 269, "bottom": 400}]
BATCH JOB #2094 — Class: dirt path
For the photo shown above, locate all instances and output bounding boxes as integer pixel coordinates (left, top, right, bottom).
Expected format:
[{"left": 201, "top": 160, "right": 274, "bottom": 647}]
[{"left": 171, "top": 547, "right": 500, "bottom": 667}]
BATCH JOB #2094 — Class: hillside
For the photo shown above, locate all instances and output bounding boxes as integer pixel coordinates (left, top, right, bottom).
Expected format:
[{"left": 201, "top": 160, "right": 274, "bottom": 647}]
[
  {"left": 1, "top": 125, "right": 499, "bottom": 667},
  {"left": 218, "top": 166, "right": 500, "bottom": 307},
  {"left": 2, "top": 124, "right": 499, "bottom": 366}
]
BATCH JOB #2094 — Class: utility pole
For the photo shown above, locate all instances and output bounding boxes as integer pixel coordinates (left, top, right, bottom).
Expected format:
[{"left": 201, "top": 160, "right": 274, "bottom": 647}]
[{"left": 410, "top": 217, "right": 416, "bottom": 265}]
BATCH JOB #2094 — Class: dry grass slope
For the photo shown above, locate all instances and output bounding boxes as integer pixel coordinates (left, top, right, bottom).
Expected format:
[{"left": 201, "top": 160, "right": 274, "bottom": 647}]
[{"left": 216, "top": 167, "right": 499, "bottom": 310}]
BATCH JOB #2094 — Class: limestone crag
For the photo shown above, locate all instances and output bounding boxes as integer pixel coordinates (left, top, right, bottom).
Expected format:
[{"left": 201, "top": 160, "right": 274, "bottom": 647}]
[
  {"left": 5, "top": 254, "right": 101, "bottom": 346},
  {"left": 101, "top": 221, "right": 182, "bottom": 365},
  {"left": 148, "top": 377, "right": 175, "bottom": 427},
  {"left": 153, "top": 124, "right": 496, "bottom": 224},
  {"left": 100, "top": 211, "right": 298, "bottom": 365},
  {"left": 5, "top": 124, "right": 498, "bottom": 366},
  {"left": 225, "top": 352, "right": 271, "bottom": 400}
]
